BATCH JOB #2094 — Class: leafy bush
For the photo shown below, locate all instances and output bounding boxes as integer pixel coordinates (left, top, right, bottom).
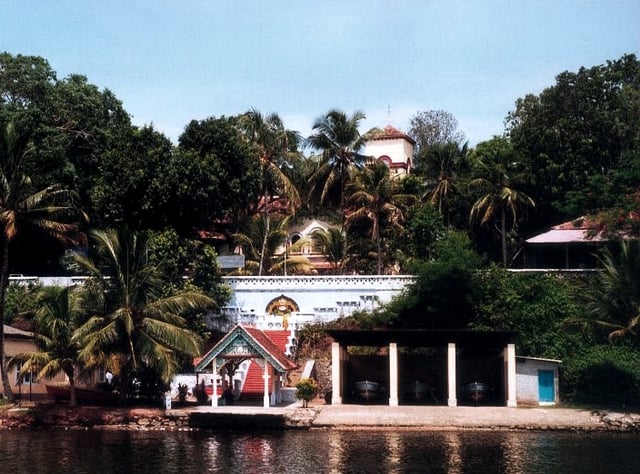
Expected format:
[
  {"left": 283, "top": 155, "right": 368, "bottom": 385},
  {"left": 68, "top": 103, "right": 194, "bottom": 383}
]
[
  {"left": 295, "top": 378, "right": 318, "bottom": 407},
  {"left": 193, "top": 380, "right": 209, "bottom": 405},
  {"left": 473, "top": 268, "right": 590, "bottom": 359},
  {"left": 562, "top": 344, "right": 640, "bottom": 407}
]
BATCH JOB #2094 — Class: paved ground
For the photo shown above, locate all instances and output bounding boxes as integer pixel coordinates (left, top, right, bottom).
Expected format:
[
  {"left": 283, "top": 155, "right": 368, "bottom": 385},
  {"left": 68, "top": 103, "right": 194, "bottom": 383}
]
[
  {"left": 190, "top": 401, "right": 613, "bottom": 430},
  {"left": 310, "top": 404, "right": 604, "bottom": 430}
]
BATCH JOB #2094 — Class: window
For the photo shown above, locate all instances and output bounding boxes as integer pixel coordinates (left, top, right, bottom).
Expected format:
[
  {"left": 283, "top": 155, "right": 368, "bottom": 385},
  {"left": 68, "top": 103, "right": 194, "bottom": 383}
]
[{"left": 15, "top": 362, "right": 35, "bottom": 385}]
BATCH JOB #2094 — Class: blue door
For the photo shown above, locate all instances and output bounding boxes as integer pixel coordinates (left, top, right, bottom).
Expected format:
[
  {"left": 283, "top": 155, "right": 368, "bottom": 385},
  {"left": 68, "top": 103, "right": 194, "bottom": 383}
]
[{"left": 538, "top": 370, "right": 555, "bottom": 403}]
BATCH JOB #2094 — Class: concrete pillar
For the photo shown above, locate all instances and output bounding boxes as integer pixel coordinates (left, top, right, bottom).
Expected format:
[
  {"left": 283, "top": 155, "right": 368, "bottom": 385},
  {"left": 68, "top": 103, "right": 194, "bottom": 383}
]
[
  {"left": 211, "top": 358, "right": 218, "bottom": 407},
  {"left": 331, "top": 341, "right": 343, "bottom": 405},
  {"left": 447, "top": 342, "right": 457, "bottom": 407},
  {"left": 389, "top": 342, "right": 399, "bottom": 407},
  {"left": 505, "top": 343, "right": 517, "bottom": 407},
  {"left": 263, "top": 359, "right": 270, "bottom": 408}
]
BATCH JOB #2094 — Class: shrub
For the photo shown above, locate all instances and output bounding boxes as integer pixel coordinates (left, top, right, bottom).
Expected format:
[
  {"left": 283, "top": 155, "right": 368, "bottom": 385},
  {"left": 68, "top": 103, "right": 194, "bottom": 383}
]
[
  {"left": 177, "top": 383, "right": 189, "bottom": 403},
  {"left": 562, "top": 344, "right": 640, "bottom": 407},
  {"left": 193, "top": 381, "right": 209, "bottom": 405},
  {"left": 295, "top": 378, "right": 319, "bottom": 408}
]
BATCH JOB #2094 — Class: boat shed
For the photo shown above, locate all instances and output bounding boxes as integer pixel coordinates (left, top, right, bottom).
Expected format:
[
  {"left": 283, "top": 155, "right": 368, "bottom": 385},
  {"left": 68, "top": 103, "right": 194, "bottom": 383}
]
[{"left": 326, "top": 329, "right": 518, "bottom": 407}]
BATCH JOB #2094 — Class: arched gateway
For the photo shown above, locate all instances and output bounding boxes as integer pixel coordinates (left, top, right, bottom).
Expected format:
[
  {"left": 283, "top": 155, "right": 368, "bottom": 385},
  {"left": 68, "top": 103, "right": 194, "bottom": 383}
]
[{"left": 194, "top": 325, "right": 296, "bottom": 408}]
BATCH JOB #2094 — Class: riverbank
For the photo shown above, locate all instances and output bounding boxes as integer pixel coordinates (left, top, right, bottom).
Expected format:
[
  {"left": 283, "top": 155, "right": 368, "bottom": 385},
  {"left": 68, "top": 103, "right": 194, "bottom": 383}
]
[{"left": 1, "top": 402, "right": 639, "bottom": 432}]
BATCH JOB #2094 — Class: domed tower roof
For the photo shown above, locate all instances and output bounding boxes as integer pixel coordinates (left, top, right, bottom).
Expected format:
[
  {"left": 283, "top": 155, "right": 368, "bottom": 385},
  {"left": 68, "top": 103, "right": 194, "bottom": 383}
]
[
  {"left": 370, "top": 125, "right": 416, "bottom": 145},
  {"left": 364, "top": 124, "right": 415, "bottom": 176}
]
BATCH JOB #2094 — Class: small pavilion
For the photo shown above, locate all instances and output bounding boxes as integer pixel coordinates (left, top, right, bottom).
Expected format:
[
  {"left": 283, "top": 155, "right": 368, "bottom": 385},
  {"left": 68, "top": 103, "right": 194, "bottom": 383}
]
[
  {"left": 194, "top": 324, "right": 296, "bottom": 408},
  {"left": 326, "top": 329, "right": 517, "bottom": 407}
]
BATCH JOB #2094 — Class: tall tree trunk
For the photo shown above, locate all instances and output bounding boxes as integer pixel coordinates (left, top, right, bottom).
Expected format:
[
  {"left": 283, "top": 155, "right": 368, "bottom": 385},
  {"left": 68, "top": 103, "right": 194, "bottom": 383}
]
[
  {"left": 500, "top": 206, "right": 508, "bottom": 267},
  {"left": 258, "top": 192, "right": 270, "bottom": 276},
  {"left": 68, "top": 370, "right": 78, "bottom": 408},
  {"left": 0, "top": 239, "right": 14, "bottom": 400},
  {"left": 375, "top": 217, "right": 382, "bottom": 274}
]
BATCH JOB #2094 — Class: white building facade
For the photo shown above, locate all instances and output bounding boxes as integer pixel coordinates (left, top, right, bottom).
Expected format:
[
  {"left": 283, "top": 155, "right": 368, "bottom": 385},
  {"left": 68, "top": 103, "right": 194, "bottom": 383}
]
[{"left": 219, "top": 275, "right": 414, "bottom": 330}]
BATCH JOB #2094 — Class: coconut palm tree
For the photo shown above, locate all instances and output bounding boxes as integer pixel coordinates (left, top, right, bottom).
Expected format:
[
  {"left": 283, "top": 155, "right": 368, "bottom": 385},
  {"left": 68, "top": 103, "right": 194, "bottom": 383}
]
[
  {"left": 72, "top": 227, "right": 213, "bottom": 402},
  {"left": 468, "top": 138, "right": 534, "bottom": 267},
  {"left": 0, "top": 120, "right": 83, "bottom": 401},
  {"left": 233, "top": 215, "right": 315, "bottom": 275},
  {"left": 17, "top": 286, "right": 84, "bottom": 407},
  {"left": 311, "top": 227, "right": 346, "bottom": 274},
  {"left": 422, "top": 141, "right": 469, "bottom": 225},
  {"left": 584, "top": 240, "right": 640, "bottom": 340},
  {"left": 240, "top": 109, "right": 302, "bottom": 275},
  {"left": 346, "top": 163, "right": 417, "bottom": 274},
  {"left": 306, "top": 109, "right": 378, "bottom": 224}
]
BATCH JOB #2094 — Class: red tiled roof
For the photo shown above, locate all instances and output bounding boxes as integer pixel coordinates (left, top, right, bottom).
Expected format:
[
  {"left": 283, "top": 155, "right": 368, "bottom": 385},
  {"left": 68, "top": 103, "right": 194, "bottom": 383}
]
[
  {"left": 194, "top": 325, "right": 296, "bottom": 373},
  {"left": 262, "top": 330, "right": 291, "bottom": 354},
  {"left": 370, "top": 125, "right": 416, "bottom": 145},
  {"left": 244, "top": 326, "right": 297, "bottom": 371}
]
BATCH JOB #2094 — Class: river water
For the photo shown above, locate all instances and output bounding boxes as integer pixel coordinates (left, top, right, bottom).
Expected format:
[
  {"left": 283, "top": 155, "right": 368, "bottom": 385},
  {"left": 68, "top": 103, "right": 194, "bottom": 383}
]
[{"left": 0, "top": 429, "right": 638, "bottom": 473}]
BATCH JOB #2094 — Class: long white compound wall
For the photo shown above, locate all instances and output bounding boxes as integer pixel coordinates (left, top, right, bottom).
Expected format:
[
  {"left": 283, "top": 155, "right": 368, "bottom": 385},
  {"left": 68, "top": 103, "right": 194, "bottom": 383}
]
[{"left": 220, "top": 275, "right": 414, "bottom": 329}]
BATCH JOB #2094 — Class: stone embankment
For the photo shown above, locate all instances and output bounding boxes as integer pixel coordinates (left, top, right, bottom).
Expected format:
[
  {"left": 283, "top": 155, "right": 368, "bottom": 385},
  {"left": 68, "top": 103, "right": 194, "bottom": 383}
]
[
  {"left": 1, "top": 404, "right": 639, "bottom": 432},
  {"left": 595, "top": 410, "right": 640, "bottom": 432},
  {"left": 0, "top": 406, "right": 192, "bottom": 431},
  {"left": 0, "top": 405, "right": 319, "bottom": 431}
]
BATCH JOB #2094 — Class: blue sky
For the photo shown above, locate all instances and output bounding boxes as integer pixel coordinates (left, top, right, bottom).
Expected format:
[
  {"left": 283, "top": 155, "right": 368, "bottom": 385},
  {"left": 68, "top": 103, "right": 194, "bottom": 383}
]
[{"left": 2, "top": 1, "right": 638, "bottom": 146}]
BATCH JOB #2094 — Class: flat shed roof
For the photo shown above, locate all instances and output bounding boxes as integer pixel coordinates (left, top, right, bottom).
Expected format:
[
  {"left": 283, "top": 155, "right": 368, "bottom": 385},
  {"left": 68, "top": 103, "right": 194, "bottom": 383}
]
[{"left": 326, "top": 329, "right": 516, "bottom": 348}]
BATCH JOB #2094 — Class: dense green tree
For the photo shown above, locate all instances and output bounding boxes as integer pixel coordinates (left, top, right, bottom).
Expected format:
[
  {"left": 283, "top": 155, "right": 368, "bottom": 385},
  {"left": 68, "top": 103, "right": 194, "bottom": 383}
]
[
  {"left": 177, "top": 116, "right": 261, "bottom": 236},
  {"left": 404, "top": 202, "right": 446, "bottom": 263},
  {"left": 2, "top": 281, "right": 41, "bottom": 328},
  {"left": 45, "top": 74, "right": 132, "bottom": 197},
  {"left": 0, "top": 52, "right": 56, "bottom": 111},
  {"left": 146, "top": 228, "right": 230, "bottom": 339},
  {"left": 384, "top": 230, "right": 484, "bottom": 329},
  {"left": 306, "top": 109, "right": 378, "bottom": 221},
  {"left": 72, "top": 228, "right": 213, "bottom": 402},
  {"left": 90, "top": 125, "right": 172, "bottom": 230},
  {"left": 240, "top": 109, "right": 302, "bottom": 275},
  {"left": 0, "top": 120, "right": 83, "bottom": 401},
  {"left": 507, "top": 54, "right": 640, "bottom": 227},
  {"left": 469, "top": 137, "right": 534, "bottom": 266},
  {"left": 346, "top": 163, "right": 416, "bottom": 274},
  {"left": 408, "top": 109, "right": 465, "bottom": 170}
]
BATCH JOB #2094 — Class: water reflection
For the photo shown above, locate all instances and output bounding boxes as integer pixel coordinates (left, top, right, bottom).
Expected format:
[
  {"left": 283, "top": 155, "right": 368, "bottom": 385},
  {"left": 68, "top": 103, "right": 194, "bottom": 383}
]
[
  {"left": 444, "top": 431, "right": 462, "bottom": 474},
  {"left": 1, "top": 429, "right": 639, "bottom": 473}
]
